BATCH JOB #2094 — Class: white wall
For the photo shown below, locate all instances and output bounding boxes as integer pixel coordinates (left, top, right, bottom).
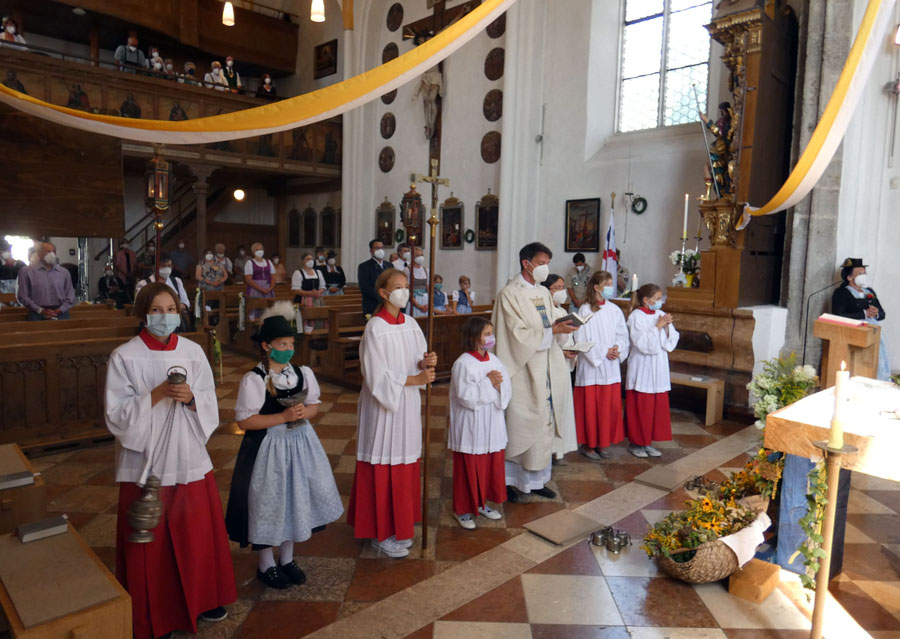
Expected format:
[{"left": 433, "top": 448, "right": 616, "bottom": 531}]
[
  {"left": 279, "top": 0, "right": 345, "bottom": 98},
  {"left": 215, "top": 188, "right": 275, "bottom": 225}
]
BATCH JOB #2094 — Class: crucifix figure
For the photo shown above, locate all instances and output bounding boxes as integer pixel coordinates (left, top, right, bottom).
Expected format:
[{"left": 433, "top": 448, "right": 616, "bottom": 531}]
[{"left": 412, "top": 158, "right": 449, "bottom": 550}]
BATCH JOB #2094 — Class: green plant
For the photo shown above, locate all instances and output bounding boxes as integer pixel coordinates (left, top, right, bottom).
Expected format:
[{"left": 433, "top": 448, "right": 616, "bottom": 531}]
[
  {"left": 891, "top": 373, "right": 900, "bottom": 386},
  {"left": 747, "top": 353, "right": 819, "bottom": 429},
  {"left": 669, "top": 249, "right": 701, "bottom": 275},
  {"left": 792, "top": 459, "right": 828, "bottom": 591}
]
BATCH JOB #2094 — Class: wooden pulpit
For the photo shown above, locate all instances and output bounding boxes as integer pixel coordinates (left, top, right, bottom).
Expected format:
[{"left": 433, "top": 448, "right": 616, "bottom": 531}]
[{"left": 813, "top": 319, "right": 880, "bottom": 388}]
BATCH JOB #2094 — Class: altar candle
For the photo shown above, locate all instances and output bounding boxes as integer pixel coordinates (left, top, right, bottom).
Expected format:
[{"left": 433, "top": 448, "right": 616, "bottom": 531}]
[
  {"left": 682, "top": 194, "right": 689, "bottom": 239},
  {"left": 829, "top": 361, "right": 848, "bottom": 449},
  {"left": 632, "top": 273, "right": 638, "bottom": 293}
]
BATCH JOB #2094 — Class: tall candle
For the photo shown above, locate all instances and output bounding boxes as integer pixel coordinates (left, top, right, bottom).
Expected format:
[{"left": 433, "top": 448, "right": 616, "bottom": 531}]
[
  {"left": 829, "top": 361, "right": 849, "bottom": 449},
  {"left": 682, "top": 194, "right": 689, "bottom": 240},
  {"left": 632, "top": 273, "right": 638, "bottom": 293}
]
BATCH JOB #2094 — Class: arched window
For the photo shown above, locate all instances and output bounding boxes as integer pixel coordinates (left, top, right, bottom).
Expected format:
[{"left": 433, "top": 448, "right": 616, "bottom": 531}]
[
  {"left": 320, "top": 204, "right": 338, "bottom": 248},
  {"left": 618, "top": 0, "right": 712, "bottom": 133},
  {"left": 302, "top": 205, "right": 318, "bottom": 248},
  {"left": 288, "top": 208, "right": 300, "bottom": 247}
]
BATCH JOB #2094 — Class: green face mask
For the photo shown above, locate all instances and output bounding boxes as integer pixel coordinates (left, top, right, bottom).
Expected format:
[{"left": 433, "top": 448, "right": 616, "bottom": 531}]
[{"left": 269, "top": 348, "right": 294, "bottom": 364}]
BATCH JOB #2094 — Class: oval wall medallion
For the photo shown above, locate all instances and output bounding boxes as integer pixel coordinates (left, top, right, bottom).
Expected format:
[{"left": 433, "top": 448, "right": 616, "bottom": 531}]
[
  {"left": 379, "top": 146, "right": 395, "bottom": 172},
  {"left": 381, "top": 89, "right": 397, "bottom": 105},
  {"left": 483, "top": 89, "right": 503, "bottom": 122},
  {"left": 486, "top": 13, "right": 506, "bottom": 39},
  {"left": 484, "top": 47, "right": 505, "bottom": 81},
  {"left": 382, "top": 42, "right": 399, "bottom": 64},
  {"left": 481, "top": 131, "right": 501, "bottom": 164},
  {"left": 380, "top": 112, "right": 396, "bottom": 139},
  {"left": 387, "top": 3, "right": 404, "bottom": 32}
]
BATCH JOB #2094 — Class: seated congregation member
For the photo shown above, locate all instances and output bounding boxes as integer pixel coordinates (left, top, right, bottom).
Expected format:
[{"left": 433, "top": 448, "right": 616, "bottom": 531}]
[
  {"left": 348, "top": 269, "right": 437, "bottom": 558},
  {"left": 271, "top": 253, "right": 287, "bottom": 285},
  {"left": 357, "top": 239, "right": 393, "bottom": 316},
  {"left": 451, "top": 275, "right": 475, "bottom": 314},
  {"left": 832, "top": 257, "right": 890, "bottom": 380},
  {"left": 226, "top": 304, "right": 343, "bottom": 589},
  {"left": 433, "top": 274, "right": 451, "bottom": 314},
  {"left": 405, "top": 247, "right": 429, "bottom": 317},
  {"left": 98, "top": 263, "right": 131, "bottom": 308},
  {"left": 135, "top": 254, "right": 190, "bottom": 312},
  {"left": 449, "top": 317, "right": 510, "bottom": 529},
  {"left": 105, "top": 282, "right": 236, "bottom": 639},
  {"left": 320, "top": 250, "right": 346, "bottom": 295},
  {"left": 244, "top": 243, "right": 275, "bottom": 299},
  {"left": 543, "top": 273, "right": 578, "bottom": 465},
  {"left": 573, "top": 271, "right": 628, "bottom": 460},
  {"left": 625, "top": 284, "right": 678, "bottom": 458},
  {"left": 16, "top": 241, "right": 75, "bottom": 320}
]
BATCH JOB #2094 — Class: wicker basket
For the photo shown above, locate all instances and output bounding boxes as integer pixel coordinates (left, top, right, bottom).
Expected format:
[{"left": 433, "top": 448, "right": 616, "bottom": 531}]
[{"left": 656, "top": 540, "right": 739, "bottom": 584}]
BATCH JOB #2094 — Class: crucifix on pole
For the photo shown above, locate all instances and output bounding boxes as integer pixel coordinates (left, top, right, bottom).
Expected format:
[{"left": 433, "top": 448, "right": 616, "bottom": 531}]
[{"left": 414, "top": 157, "right": 449, "bottom": 550}]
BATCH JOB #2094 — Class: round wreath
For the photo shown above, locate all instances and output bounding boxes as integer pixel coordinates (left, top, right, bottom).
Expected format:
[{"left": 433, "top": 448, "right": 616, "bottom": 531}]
[
  {"left": 631, "top": 196, "right": 648, "bottom": 215},
  {"left": 464, "top": 229, "right": 476, "bottom": 244},
  {"left": 394, "top": 228, "right": 405, "bottom": 243}
]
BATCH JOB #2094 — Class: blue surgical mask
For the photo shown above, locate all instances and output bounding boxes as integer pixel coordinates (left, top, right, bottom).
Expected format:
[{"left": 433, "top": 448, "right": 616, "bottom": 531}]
[
  {"left": 601, "top": 286, "right": 615, "bottom": 300},
  {"left": 146, "top": 313, "right": 181, "bottom": 337},
  {"left": 435, "top": 283, "right": 443, "bottom": 291},
  {"left": 649, "top": 301, "right": 663, "bottom": 311}
]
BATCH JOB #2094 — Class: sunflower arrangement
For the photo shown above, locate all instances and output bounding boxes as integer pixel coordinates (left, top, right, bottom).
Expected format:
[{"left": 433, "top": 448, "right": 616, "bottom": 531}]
[
  {"left": 716, "top": 448, "right": 784, "bottom": 501},
  {"left": 642, "top": 496, "right": 757, "bottom": 562}
]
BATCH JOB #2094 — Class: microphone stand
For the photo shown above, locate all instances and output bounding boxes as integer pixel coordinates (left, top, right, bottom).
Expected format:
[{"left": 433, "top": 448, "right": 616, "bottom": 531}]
[{"left": 801, "top": 280, "right": 842, "bottom": 365}]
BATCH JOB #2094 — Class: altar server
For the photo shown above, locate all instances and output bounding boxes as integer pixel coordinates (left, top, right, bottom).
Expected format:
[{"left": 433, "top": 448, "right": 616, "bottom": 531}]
[
  {"left": 105, "top": 282, "right": 236, "bottom": 639},
  {"left": 347, "top": 268, "right": 437, "bottom": 558},
  {"left": 625, "top": 283, "right": 678, "bottom": 458},
  {"left": 449, "top": 317, "right": 511, "bottom": 529},
  {"left": 544, "top": 273, "right": 578, "bottom": 465},
  {"left": 573, "top": 270, "right": 629, "bottom": 459},
  {"left": 226, "top": 303, "right": 343, "bottom": 589}
]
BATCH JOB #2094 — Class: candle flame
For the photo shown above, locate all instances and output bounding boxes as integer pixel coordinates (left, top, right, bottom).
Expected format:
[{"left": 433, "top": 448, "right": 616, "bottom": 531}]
[{"left": 840, "top": 361, "right": 847, "bottom": 371}]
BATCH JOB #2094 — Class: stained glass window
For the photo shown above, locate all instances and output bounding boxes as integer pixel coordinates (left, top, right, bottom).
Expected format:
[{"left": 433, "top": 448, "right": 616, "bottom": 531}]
[{"left": 618, "top": 0, "right": 712, "bottom": 133}]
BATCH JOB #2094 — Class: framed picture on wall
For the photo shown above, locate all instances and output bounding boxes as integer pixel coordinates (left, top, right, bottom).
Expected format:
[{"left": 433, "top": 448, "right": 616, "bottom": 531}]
[
  {"left": 475, "top": 189, "right": 498, "bottom": 251},
  {"left": 440, "top": 196, "right": 464, "bottom": 250},
  {"left": 375, "top": 198, "right": 396, "bottom": 248},
  {"left": 314, "top": 39, "right": 338, "bottom": 79},
  {"left": 564, "top": 198, "right": 601, "bottom": 252}
]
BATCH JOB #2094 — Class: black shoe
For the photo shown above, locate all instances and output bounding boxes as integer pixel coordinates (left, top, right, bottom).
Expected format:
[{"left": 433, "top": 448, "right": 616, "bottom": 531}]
[
  {"left": 532, "top": 486, "right": 557, "bottom": 499},
  {"left": 156, "top": 634, "right": 173, "bottom": 639},
  {"left": 199, "top": 606, "right": 228, "bottom": 622},
  {"left": 279, "top": 560, "right": 307, "bottom": 586},
  {"left": 257, "top": 566, "right": 290, "bottom": 589},
  {"left": 506, "top": 485, "right": 522, "bottom": 503}
]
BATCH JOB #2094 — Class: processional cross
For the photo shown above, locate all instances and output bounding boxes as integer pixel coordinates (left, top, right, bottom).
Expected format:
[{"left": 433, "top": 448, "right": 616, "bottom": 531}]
[{"left": 413, "top": 157, "right": 449, "bottom": 551}]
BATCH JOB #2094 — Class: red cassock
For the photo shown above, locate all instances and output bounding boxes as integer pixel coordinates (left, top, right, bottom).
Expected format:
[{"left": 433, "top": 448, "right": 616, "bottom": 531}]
[
  {"left": 347, "top": 460, "right": 421, "bottom": 541},
  {"left": 451, "top": 451, "right": 507, "bottom": 516},
  {"left": 573, "top": 383, "right": 624, "bottom": 448},
  {"left": 116, "top": 472, "right": 237, "bottom": 639},
  {"left": 624, "top": 390, "right": 671, "bottom": 447}
]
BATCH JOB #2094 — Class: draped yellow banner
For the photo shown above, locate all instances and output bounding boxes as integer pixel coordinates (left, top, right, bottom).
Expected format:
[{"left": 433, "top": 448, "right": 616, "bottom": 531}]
[{"left": 0, "top": 0, "right": 516, "bottom": 144}]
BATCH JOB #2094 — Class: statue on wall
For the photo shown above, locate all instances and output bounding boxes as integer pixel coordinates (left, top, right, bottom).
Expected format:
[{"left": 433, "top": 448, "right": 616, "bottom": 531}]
[
  {"left": 411, "top": 66, "right": 444, "bottom": 140},
  {"left": 65, "top": 83, "right": 90, "bottom": 111},
  {"left": 119, "top": 93, "right": 141, "bottom": 119},
  {"left": 3, "top": 70, "right": 26, "bottom": 94},
  {"left": 700, "top": 101, "right": 735, "bottom": 197},
  {"left": 168, "top": 102, "right": 188, "bottom": 121}
]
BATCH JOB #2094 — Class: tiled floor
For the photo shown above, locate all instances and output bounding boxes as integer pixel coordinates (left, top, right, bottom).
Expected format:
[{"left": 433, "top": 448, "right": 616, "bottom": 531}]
[{"left": 30, "top": 351, "right": 900, "bottom": 638}]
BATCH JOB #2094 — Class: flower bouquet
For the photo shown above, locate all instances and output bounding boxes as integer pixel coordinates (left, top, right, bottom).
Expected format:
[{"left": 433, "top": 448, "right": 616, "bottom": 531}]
[
  {"left": 747, "top": 354, "right": 819, "bottom": 429},
  {"left": 669, "top": 249, "right": 700, "bottom": 287}
]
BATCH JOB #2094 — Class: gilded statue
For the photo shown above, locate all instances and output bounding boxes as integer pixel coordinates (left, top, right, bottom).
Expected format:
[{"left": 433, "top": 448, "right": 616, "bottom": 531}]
[{"left": 700, "top": 102, "right": 735, "bottom": 197}]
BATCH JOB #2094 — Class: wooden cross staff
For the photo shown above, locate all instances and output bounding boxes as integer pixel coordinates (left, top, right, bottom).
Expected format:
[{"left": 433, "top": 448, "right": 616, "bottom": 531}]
[{"left": 414, "top": 157, "right": 449, "bottom": 550}]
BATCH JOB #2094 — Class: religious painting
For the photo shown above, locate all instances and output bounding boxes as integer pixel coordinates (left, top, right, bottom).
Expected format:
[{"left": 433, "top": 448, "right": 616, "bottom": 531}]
[
  {"left": 380, "top": 112, "right": 396, "bottom": 139},
  {"left": 2, "top": 70, "right": 27, "bottom": 94},
  {"left": 289, "top": 127, "right": 313, "bottom": 161},
  {"left": 484, "top": 47, "right": 505, "bottom": 81},
  {"left": 382, "top": 43, "right": 399, "bottom": 64},
  {"left": 400, "top": 185, "right": 424, "bottom": 247},
  {"left": 382, "top": 89, "right": 398, "bottom": 105},
  {"left": 440, "top": 196, "right": 464, "bottom": 250},
  {"left": 160, "top": 97, "right": 195, "bottom": 123},
  {"left": 565, "top": 198, "right": 601, "bottom": 252},
  {"left": 314, "top": 39, "right": 338, "bottom": 79},
  {"left": 483, "top": 89, "right": 503, "bottom": 122},
  {"left": 481, "top": 131, "right": 501, "bottom": 164},
  {"left": 487, "top": 12, "right": 506, "bottom": 38},
  {"left": 49, "top": 79, "right": 102, "bottom": 114},
  {"left": 375, "top": 198, "right": 396, "bottom": 248},
  {"left": 475, "top": 190, "right": 499, "bottom": 251},
  {"left": 321, "top": 204, "right": 339, "bottom": 247},
  {"left": 386, "top": 3, "right": 404, "bottom": 31},
  {"left": 379, "top": 146, "right": 395, "bottom": 173},
  {"left": 302, "top": 205, "right": 318, "bottom": 248}
]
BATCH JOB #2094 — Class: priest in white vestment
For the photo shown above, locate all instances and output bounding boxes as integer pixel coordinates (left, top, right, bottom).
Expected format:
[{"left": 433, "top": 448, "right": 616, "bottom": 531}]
[{"left": 492, "top": 242, "right": 578, "bottom": 501}]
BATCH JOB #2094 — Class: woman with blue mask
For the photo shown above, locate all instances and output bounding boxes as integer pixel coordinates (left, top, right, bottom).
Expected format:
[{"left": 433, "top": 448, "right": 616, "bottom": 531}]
[
  {"left": 625, "top": 283, "right": 679, "bottom": 458},
  {"left": 433, "top": 274, "right": 450, "bottom": 314},
  {"left": 572, "top": 270, "right": 629, "bottom": 461},
  {"left": 105, "top": 282, "right": 236, "bottom": 639},
  {"left": 542, "top": 273, "right": 579, "bottom": 465},
  {"left": 226, "top": 302, "right": 343, "bottom": 590}
]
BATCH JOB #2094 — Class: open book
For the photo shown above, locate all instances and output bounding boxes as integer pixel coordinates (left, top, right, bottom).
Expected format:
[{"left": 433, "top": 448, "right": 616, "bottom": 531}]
[
  {"left": 817, "top": 313, "right": 867, "bottom": 328},
  {"left": 563, "top": 341, "right": 595, "bottom": 353},
  {"left": 553, "top": 311, "right": 594, "bottom": 327}
]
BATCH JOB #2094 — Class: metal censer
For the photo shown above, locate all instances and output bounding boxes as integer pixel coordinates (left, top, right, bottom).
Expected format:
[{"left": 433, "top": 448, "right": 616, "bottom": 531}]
[{"left": 277, "top": 390, "right": 308, "bottom": 429}]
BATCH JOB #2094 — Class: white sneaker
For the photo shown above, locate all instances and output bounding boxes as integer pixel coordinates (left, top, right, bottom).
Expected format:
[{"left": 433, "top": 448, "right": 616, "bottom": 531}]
[
  {"left": 455, "top": 513, "right": 476, "bottom": 530},
  {"left": 389, "top": 535, "right": 414, "bottom": 549},
  {"left": 479, "top": 506, "right": 502, "bottom": 520},
  {"left": 644, "top": 445, "right": 662, "bottom": 457},
  {"left": 629, "top": 445, "right": 648, "bottom": 458},
  {"left": 371, "top": 538, "right": 409, "bottom": 558}
]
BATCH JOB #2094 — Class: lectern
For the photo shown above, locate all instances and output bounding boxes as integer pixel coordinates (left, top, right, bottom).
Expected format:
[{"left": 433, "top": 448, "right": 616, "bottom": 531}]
[{"left": 813, "top": 319, "right": 880, "bottom": 388}]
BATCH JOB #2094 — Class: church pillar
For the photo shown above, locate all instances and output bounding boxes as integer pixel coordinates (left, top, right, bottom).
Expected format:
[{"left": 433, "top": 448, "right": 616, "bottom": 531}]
[
  {"left": 496, "top": 0, "right": 547, "bottom": 283},
  {"left": 76, "top": 237, "right": 89, "bottom": 302},
  {"left": 782, "top": 0, "right": 853, "bottom": 363},
  {"left": 188, "top": 165, "right": 216, "bottom": 258}
]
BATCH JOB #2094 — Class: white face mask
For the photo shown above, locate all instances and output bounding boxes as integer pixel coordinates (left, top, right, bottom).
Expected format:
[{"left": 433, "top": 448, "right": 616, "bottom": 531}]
[
  {"left": 105, "top": 270, "right": 114, "bottom": 277},
  {"left": 217, "top": 252, "right": 225, "bottom": 258},
  {"left": 254, "top": 249, "right": 264, "bottom": 258},
  {"left": 166, "top": 64, "right": 173, "bottom": 71},
  {"left": 44, "top": 252, "right": 58, "bottom": 266},
  {"left": 304, "top": 259, "right": 314, "bottom": 268},
  {"left": 128, "top": 45, "right": 136, "bottom": 52},
  {"left": 0, "top": 251, "right": 10, "bottom": 261},
  {"left": 327, "top": 258, "right": 336, "bottom": 265},
  {"left": 205, "top": 253, "right": 214, "bottom": 261},
  {"left": 530, "top": 263, "right": 550, "bottom": 284},
  {"left": 226, "top": 60, "right": 233, "bottom": 68},
  {"left": 552, "top": 290, "right": 568, "bottom": 305},
  {"left": 213, "top": 68, "right": 221, "bottom": 75},
  {"left": 401, "top": 251, "right": 411, "bottom": 261},
  {"left": 237, "top": 250, "right": 245, "bottom": 256},
  {"left": 6, "top": 26, "right": 15, "bottom": 34},
  {"left": 575, "top": 265, "right": 584, "bottom": 272},
  {"left": 414, "top": 255, "right": 425, "bottom": 265},
  {"left": 373, "top": 248, "right": 385, "bottom": 260},
  {"left": 854, "top": 273, "right": 869, "bottom": 288},
  {"left": 273, "top": 257, "right": 280, "bottom": 265},
  {"left": 151, "top": 51, "right": 159, "bottom": 59},
  {"left": 177, "top": 243, "right": 184, "bottom": 249},
  {"left": 159, "top": 267, "right": 172, "bottom": 279},
  {"left": 387, "top": 288, "right": 410, "bottom": 309},
  {"left": 154, "top": 62, "right": 163, "bottom": 70},
  {"left": 317, "top": 255, "right": 325, "bottom": 262},
  {"left": 264, "top": 77, "right": 271, "bottom": 85}
]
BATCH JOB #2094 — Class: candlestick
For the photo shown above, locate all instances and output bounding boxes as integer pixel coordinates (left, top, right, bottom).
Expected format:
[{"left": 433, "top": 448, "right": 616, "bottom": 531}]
[
  {"left": 682, "top": 194, "right": 689, "bottom": 240},
  {"left": 631, "top": 273, "right": 638, "bottom": 294},
  {"left": 829, "top": 361, "right": 848, "bottom": 449}
]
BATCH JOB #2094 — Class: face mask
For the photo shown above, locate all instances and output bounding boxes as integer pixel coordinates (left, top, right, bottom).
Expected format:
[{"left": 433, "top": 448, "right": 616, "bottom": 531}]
[
  {"left": 104, "top": 270, "right": 114, "bottom": 277},
  {"left": 327, "top": 258, "right": 336, "bottom": 265},
  {"left": 148, "top": 246, "right": 155, "bottom": 253},
  {"left": 177, "top": 243, "right": 184, "bottom": 249},
  {"left": 226, "top": 60, "right": 233, "bottom": 68},
  {"left": 146, "top": 313, "right": 180, "bottom": 337},
  {"left": 552, "top": 290, "right": 568, "bottom": 305},
  {"left": 387, "top": 288, "right": 409, "bottom": 309},
  {"left": 273, "top": 257, "right": 280, "bottom": 265},
  {"left": 238, "top": 249, "right": 245, "bottom": 256},
  {"left": 482, "top": 335, "right": 496, "bottom": 350},
  {"left": 213, "top": 68, "right": 221, "bottom": 76},
  {"left": 128, "top": 45, "right": 136, "bottom": 52},
  {"left": 187, "top": 69, "right": 195, "bottom": 76},
  {"left": 6, "top": 26, "right": 14, "bottom": 34},
  {"left": 317, "top": 255, "right": 325, "bottom": 262},
  {"left": 44, "top": 252, "right": 58, "bottom": 266},
  {"left": 151, "top": 51, "right": 159, "bottom": 59},
  {"left": 304, "top": 259, "right": 314, "bottom": 268},
  {"left": 254, "top": 250, "right": 264, "bottom": 258},
  {"left": 373, "top": 248, "right": 385, "bottom": 260},
  {"left": 435, "top": 283, "right": 443, "bottom": 291},
  {"left": 264, "top": 77, "right": 271, "bottom": 85},
  {"left": 854, "top": 273, "right": 869, "bottom": 287},
  {"left": 1, "top": 251, "right": 10, "bottom": 261},
  {"left": 154, "top": 62, "right": 163, "bottom": 70},
  {"left": 401, "top": 251, "right": 411, "bottom": 261},
  {"left": 218, "top": 252, "right": 225, "bottom": 258},
  {"left": 269, "top": 347, "right": 293, "bottom": 364},
  {"left": 205, "top": 253, "right": 214, "bottom": 261},
  {"left": 120, "top": 244, "right": 128, "bottom": 249},
  {"left": 649, "top": 301, "right": 663, "bottom": 311},
  {"left": 166, "top": 64, "right": 173, "bottom": 71},
  {"left": 576, "top": 265, "right": 584, "bottom": 272},
  {"left": 414, "top": 255, "right": 425, "bottom": 265},
  {"left": 601, "top": 285, "right": 615, "bottom": 300},
  {"left": 531, "top": 263, "right": 550, "bottom": 284},
  {"left": 159, "top": 267, "right": 172, "bottom": 279}
]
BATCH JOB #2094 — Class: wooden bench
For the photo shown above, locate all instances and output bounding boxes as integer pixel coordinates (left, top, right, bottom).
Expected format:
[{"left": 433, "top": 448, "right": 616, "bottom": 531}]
[
  {"left": 0, "top": 317, "right": 139, "bottom": 334},
  {"left": 0, "top": 305, "right": 121, "bottom": 323},
  {"left": 670, "top": 372, "right": 725, "bottom": 426}
]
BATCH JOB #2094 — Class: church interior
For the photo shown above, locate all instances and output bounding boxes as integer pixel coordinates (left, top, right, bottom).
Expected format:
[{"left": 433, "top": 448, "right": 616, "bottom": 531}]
[{"left": 0, "top": 0, "right": 899, "bottom": 637}]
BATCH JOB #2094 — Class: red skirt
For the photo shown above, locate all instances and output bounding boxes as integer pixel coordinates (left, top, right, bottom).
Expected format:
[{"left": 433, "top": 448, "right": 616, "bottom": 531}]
[
  {"left": 452, "top": 451, "right": 507, "bottom": 516},
  {"left": 625, "top": 390, "right": 672, "bottom": 446},
  {"left": 116, "top": 472, "right": 237, "bottom": 639},
  {"left": 347, "top": 460, "right": 421, "bottom": 541},
  {"left": 574, "top": 383, "right": 624, "bottom": 448}
]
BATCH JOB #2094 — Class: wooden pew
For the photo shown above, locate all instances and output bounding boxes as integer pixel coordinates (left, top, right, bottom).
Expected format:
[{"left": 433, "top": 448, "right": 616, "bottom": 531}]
[
  {"left": 0, "top": 317, "right": 139, "bottom": 334},
  {"left": 416, "top": 311, "right": 493, "bottom": 381},
  {"left": 0, "top": 326, "right": 141, "bottom": 347},
  {"left": 0, "top": 305, "right": 122, "bottom": 323}
]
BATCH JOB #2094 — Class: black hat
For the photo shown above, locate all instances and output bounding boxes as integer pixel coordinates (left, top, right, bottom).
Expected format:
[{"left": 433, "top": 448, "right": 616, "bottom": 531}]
[
  {"left": 252, "top": 314, "right": 297, "bottom": 343},
  {"left": 840, "top": 257, "right": 867, "bottom": 269}
]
